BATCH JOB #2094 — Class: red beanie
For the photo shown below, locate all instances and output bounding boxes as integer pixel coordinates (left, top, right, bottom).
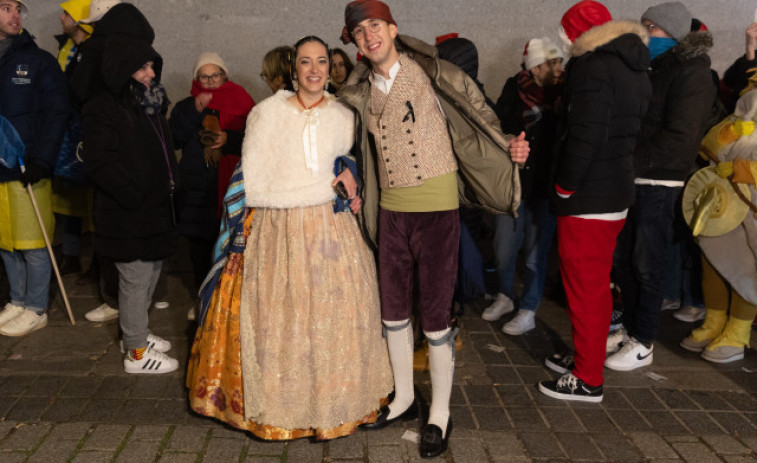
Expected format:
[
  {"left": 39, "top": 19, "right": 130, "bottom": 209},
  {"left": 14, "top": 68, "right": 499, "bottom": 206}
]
[
  {"left": 341, "top": 0, "right": 396, "bottom": 45},
  {"left": 561, "top": 0, "right": 612, "bottom": 42},
  {"left": 435, "top": 33, "right": 459, "bottom": 45}
]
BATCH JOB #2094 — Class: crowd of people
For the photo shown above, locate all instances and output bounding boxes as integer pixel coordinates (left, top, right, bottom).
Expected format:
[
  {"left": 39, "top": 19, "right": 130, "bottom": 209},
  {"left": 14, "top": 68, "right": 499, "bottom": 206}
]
[{"left": 0, "top": 0, "right": 756, "bottom": 458}]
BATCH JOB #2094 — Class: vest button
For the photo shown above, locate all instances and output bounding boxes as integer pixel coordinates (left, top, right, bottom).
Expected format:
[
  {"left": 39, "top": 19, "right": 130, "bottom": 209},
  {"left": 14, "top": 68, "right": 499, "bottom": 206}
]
[
  {"left": 416, "top": 175, "right": 422, "bottom": 180},
  {"left": 382, "top": 125, "right": 387, "bottom": 130},
  {"left": 382, "top": 135, "right": 386, "bottom": 139},
  {"left": 385, "top": 158, "right": 390, "bottom": 162},
  {"left": 408, "top": 141, "right": 414, "bottom": 145},
  {"left": 406, "top": 129, "right": 411, "bottom": 134},
  {"left": 390, "top": 181, "right": 395, "bottom": 185},
  {"left": 414, "top": 165, "right": 419, "bottom": 168},
  {"left": 382, "top": 146, "right": 387, "bottom": 150},
  {"left": 388, "top": 170, "right": 393, "bottom": 174},
  {"left": 411, "top": 153, "right": 416, "bottom": 157}
]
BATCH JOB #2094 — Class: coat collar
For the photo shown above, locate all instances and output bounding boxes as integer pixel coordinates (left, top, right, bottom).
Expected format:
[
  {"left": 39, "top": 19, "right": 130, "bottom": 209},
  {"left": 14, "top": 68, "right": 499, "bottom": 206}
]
[{"left": 570, "top": 20, "right": 648, "bottom": 58}]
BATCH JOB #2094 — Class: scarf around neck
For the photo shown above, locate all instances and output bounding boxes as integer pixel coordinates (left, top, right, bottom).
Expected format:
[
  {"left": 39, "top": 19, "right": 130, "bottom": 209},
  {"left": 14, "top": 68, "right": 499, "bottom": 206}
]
[
  {"left": 516, "top": 69, "right": 560, "bottom": 130},
  {"left": 132, "top": 80, "right": 169, "bottom": 116}
]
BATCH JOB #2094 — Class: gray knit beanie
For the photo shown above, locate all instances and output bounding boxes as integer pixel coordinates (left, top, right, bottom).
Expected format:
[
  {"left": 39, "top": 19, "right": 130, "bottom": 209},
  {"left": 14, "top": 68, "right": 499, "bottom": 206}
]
[{"left": 641, "top": 1, "right": 692, "bottom": 41}]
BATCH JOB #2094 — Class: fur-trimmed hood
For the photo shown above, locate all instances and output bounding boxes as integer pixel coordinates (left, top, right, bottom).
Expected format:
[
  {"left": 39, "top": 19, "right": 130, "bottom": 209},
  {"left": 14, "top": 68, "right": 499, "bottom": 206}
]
[
  {"left": 571, "top": 20, "right": 649, "bottom": 61},
  {"left": 668, "top": 30, "right": 713, "bottom": 62}
]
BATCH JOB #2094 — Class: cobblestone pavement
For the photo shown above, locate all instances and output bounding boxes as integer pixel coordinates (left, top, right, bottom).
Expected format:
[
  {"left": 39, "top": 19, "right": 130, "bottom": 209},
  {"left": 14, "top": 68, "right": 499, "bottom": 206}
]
[{"left": 2, "top": 246, "right": 757, "bottom": 462}]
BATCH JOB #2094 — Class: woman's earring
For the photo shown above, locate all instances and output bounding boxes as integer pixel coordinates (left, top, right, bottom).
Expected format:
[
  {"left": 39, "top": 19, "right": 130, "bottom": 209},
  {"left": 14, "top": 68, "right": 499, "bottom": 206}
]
[{"left": 293, "top": 79, "right": 299, "bottom": 91}]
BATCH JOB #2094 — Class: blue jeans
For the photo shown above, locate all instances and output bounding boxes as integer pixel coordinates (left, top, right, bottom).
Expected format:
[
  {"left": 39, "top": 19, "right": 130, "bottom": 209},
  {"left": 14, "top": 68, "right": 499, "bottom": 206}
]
[
  {"left": 617, "top": 185, "right": 681, "bottom": 344},
  {"left": 663, "top": 200, "right": 704, "bottom": 308},
  {"left": 492, "top": 198, "right": 556, "bottom": 312},
  {"left": 0, "top": 248, "right": 51, "bottom": 313}
]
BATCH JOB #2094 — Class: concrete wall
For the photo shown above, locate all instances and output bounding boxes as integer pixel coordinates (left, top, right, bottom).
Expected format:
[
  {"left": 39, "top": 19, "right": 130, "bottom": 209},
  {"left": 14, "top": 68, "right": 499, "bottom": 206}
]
[{"left": 22, "top": 0, "right": 757, "bottom": 105}]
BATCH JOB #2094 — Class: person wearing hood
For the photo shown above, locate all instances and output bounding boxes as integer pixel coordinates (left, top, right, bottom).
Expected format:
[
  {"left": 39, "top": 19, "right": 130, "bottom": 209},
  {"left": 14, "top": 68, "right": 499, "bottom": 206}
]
[
  {"left": 337, "top": 0, "right": 529, "bottom": 458},
  {"left": 80, "top": 12, "right": 178, "bottom": 374},
  {"left": 0, "top": 0, "right": 69, "bottom": 337},
  {"left": 169, "top": 52, "right": 255, "bottom": 321},
  {"left": 605, "top": 2, "right": 717, "bottom": 372},
  {"left": 539, "top": 0, "right": 651, "bottom": 402},
  {"left": 51, "top": 0, "right": 93, "bottom": 279},
  {"left": 482, "top": 37, "right": 564, "bottom": 336}
]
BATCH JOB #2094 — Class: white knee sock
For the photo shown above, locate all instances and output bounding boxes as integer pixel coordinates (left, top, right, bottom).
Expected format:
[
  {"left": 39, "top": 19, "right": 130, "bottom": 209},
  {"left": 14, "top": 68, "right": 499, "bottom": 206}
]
[
  {"left": 426, "top": 327, "right": 455, "bottom": 438},
  {"left": 383, "top": 318, "right": 415, "bottom": 419}
]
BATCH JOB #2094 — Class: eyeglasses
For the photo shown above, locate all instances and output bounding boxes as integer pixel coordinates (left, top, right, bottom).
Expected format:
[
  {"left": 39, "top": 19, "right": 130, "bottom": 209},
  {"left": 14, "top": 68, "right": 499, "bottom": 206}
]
[
  {"left": 351, "top": 20, "right": 384, "bottom": 41},
  {"left": 198, "top": 72, "right": 225, "bottom": 83},
  {"left": 643, "top": 22, "right": 658, "bottom": 32}
]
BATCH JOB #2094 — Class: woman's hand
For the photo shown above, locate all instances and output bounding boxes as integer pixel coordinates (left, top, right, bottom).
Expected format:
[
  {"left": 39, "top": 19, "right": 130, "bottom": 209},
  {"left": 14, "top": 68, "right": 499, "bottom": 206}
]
[
  {"left": 194, "top": 93, "right": 213, "bottom": 112},
  {"left": 333, "top": 169, "right": 362, "bottom": 214},
  {"left": 509, "top": 132, "right": 530, "bottom": 165},
  {"left": 210, "top": 131, "right": 227, "bottom": 149},
  {"left": 333, "top": 169, "right": 358, "bottom": 199},
  {"left": 349, "top": 197, "right": 362, "bottom": 214}
]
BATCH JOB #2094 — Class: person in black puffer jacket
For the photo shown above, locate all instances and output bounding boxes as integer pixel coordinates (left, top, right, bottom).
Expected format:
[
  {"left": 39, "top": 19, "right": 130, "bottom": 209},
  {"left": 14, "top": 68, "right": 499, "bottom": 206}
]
[
  {"left": 538, "top": 0, "right": 651, "bottom": 403},
  {"left": 81, "top": 7, "right": 178, "bottom": 374},
  {"left": 606, "top": 2, "right": 717, "bottom": 373}
]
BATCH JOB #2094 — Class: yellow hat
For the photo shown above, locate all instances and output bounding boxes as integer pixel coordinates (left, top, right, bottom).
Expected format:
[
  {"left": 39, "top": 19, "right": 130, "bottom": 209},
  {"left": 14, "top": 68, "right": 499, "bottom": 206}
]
[
  {"left": 682, "top": 167, "right": 750, "bottom": 237},
  {"left": 60, "top": 0, "right": 93, "bottom": 34}
]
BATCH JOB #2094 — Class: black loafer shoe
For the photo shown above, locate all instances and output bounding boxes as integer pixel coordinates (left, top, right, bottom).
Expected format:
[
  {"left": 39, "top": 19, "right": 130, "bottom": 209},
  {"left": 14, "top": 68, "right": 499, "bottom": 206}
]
[
  {"left": 419, "top": 419, "right": 452, "bottom": 459},
  {"left": 362, "top": 401, "right": 418, "bottom": 430}
]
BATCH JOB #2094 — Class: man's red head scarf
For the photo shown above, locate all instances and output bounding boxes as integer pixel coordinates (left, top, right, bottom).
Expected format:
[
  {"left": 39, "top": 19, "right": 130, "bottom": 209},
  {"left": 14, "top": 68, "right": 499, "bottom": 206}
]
[{"left": 341, "top": 0, "right": 396, "bottom": 45}]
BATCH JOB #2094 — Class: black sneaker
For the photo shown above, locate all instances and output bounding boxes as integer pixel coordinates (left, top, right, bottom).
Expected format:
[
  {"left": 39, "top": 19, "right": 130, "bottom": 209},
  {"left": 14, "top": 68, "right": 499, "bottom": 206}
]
[
  {"left": 538, "top": 373, "right": 603, "bottom": 403},
  {"left": 544, "top": 352, "right": 574, "bottom": 375}
]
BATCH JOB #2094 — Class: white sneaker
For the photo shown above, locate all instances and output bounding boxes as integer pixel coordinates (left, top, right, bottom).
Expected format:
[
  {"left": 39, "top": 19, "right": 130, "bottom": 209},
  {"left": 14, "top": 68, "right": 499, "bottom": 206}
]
[
  {"left": 153, "top": 301, "right": 169, "bottom": 309},
  {"left": 123, "top": 347, "right": 179, "bottom": 374},
  {"left": 481, "top": 293, "right": 514, "bottom": 321},
  {"left": 604, "top": 337, "right": 653, "bottom": 371},
  {"left": 0, "top": 310, "right": 47, "bottom": 337},
  {"left": 606, "top": 326, "right": 628, "bottom": 354},
  {"left": 0, "top": 303, "right": 25, "bottom": 327},
  {"left": 502, "top": 310, "right": 535, "bottom": 335},
  {"left": 673, "top": 305, "right": 705, "bottom": 323},
  {"left": 84, "top": 303, "right": 119, "bottom": 322},
  {"left": 120, "top": 333, "right": 171, "bottom": 354}
]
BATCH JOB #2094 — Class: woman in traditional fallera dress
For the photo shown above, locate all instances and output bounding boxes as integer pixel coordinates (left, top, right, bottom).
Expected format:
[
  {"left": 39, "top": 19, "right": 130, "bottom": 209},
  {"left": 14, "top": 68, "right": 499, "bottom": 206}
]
[{"left": 187, "top": 36, "right": 393, "bottom": 440}]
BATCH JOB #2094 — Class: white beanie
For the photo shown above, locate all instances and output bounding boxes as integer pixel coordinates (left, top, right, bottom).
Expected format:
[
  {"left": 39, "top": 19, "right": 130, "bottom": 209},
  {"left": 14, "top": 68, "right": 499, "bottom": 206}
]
[
  {"left": 80, "top": 0, "right": 120, "bottom": 24},
  {"left": 523, "top": 37, "right": 564, "bottom": 71},
  {"left": 193, "top": 52, "right": 228, "bottom": 79}
]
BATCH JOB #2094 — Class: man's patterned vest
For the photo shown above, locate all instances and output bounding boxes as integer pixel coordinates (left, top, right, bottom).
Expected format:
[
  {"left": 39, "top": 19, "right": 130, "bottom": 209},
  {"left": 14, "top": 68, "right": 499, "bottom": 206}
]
[{"left": 367, "top": 54, "right": 457, "bottom": 189}]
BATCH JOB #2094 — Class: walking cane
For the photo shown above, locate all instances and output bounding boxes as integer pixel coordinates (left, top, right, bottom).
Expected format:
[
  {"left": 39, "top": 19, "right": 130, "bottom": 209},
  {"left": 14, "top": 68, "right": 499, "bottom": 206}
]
[{"left": 18, "top": 159, "right": 76, "bottom": 325}]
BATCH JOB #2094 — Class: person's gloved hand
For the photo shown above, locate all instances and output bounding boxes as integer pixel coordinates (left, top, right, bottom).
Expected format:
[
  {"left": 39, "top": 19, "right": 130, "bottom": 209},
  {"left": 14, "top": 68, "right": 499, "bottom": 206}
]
[{"left": 20, "top": 161, "right": 47, "bottom": 187}]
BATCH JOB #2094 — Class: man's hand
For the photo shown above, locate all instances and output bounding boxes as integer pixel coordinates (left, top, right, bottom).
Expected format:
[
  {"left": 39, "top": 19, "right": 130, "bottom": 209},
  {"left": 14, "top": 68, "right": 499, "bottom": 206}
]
[
  {"left": 509, "top": 131, "right": 530, "bottom": 165},
  {"left": 20, "top": 161, "right": 47, "bottom": 187},
  {"left": 746, "top": 22, "right": 757, "bottom": 61}
]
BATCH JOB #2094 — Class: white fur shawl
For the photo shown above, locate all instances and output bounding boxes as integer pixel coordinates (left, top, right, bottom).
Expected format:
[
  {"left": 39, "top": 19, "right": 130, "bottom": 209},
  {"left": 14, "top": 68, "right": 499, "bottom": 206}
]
[{"left": 242, "top": 90, "right": 355, "bottom": 208}]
